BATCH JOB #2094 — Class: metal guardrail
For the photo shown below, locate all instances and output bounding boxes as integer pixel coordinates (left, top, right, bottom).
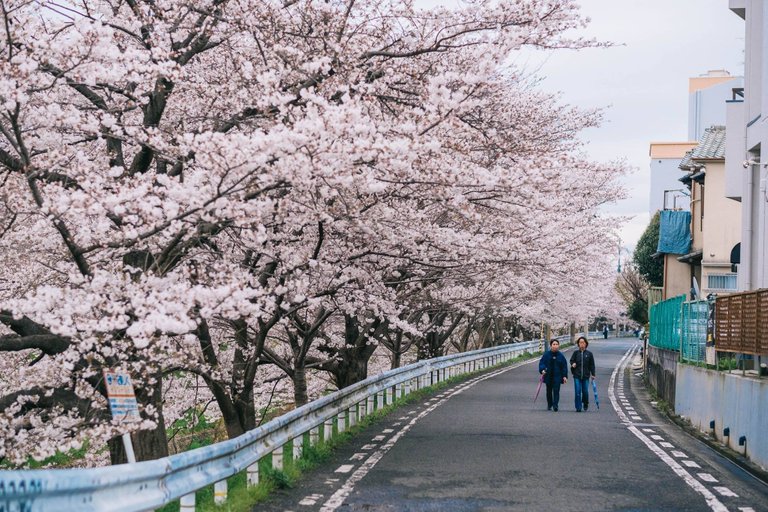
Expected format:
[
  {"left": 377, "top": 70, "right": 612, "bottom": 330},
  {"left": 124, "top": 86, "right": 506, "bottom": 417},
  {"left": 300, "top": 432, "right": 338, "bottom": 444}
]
[{"left": 1, "top": 340, "right": 543, "bottom": 512}]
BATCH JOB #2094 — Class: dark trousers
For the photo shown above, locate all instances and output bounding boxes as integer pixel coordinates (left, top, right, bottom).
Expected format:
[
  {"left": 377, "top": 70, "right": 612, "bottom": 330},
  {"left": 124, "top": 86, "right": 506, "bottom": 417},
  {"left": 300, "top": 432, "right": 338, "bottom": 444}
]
[{"left": 545, "top": 380, "right": 561, "bottom": 409}]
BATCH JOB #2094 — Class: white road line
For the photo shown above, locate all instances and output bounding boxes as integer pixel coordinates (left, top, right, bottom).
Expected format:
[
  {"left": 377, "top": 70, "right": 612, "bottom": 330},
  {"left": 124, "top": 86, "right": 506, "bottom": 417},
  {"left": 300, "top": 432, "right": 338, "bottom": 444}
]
[
  {"left": 299, "top": 494, "right": 324, "bottom": 506},
  {"left": 659, "top": 442, "right": 674, "bottom": 448},
  {"left": 382, "top": 429, "right": 394, "bottom": 433},
  {"left": 335, "top": 464, "right": 354, "bottom": 474},
  {"left": 698, "top": 473, "right": 719, "bottom": 483},
  {"left": 682, "top": 460, "right": 702, "bottom": 468},
  {"left": 643, "top": 428, "right": 655, "bottom": 433},
  {"left": 319, "top": 360, "right": 530, "bottom": 511},
  {"left": 738, "top": 507, "right": 756, "bottom": 511},
  {"left": 671, "top": 451, "right": 688, "bottom": 458},
  {"left": 372, "top": 435, "right": 386, "bottom": 441},
  {"left": 713, "top": 487, "right": 739, "bottom": 498},
  {"left": 350, "top": 453, "right": 366, "bottom": 461},
  {"left": 609, "top": 345, "right": 728, "bottom": 512},
  {"left": 651, "top": 435, "right": 664, "bottom": 440},
  {"left": 360, "top": 444, "right": 377, "bottom": 450}
]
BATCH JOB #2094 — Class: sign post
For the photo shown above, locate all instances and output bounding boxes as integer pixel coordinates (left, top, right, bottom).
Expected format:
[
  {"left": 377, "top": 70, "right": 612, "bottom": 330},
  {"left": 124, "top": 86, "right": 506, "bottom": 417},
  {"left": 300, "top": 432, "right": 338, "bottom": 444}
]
[{"left": 103, "top": 370, "right": 141, "bottom": 463}]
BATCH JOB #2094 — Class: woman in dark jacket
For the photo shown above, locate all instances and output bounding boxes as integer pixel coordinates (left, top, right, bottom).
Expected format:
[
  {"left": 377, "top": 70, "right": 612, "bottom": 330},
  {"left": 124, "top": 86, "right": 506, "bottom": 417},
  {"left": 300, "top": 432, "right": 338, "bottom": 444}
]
[
  {"left": 538, "top": 339, "right": 568, "bottom": 411},
  {"left": 570, "top": 336, "right": 596, "bottom": 412}
]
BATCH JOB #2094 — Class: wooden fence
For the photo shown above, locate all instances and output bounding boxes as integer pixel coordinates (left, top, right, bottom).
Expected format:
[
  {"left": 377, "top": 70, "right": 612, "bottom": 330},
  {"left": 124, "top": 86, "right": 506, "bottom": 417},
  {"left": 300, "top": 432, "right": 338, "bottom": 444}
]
[{"left": 714, "top": 289, "right": 768, "bottom": 355}]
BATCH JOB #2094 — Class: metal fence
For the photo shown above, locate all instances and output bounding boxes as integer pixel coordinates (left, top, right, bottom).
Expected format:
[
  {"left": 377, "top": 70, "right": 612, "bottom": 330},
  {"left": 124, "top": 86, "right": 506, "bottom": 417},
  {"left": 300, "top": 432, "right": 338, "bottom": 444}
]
[
  {"left": 0, "top": 340, "right": 548, "bottom": 512},
  {"left": 649, "top": 295, "right": 685, "bottom": 351},
  {"left": 714, "top": 288, "right": 768, "bottom": 355},
  {"left": 681, "top": 299, "right": 711, "bottom": 363}
]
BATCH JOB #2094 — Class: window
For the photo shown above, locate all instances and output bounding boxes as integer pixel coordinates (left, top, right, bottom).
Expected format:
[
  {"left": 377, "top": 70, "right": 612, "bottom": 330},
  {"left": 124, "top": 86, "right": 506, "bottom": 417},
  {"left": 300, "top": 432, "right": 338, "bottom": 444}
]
[{"left": 707, "top": 273, "right": 737, "bottom": 291}]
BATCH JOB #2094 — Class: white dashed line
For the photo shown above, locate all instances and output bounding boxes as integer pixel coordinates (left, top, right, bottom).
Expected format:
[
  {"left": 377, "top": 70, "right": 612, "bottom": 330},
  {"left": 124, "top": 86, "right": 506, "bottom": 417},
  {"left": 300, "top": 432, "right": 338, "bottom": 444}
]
[
  {"left": 350, "top": 453, "right": 366, "bottom": 461},
  {"left": 643, "top": 428, "right": 655, "bottom": 433},
  {"left": 698, "top": 473, "right": 719, "bottom": 483},
  {"left": 372, "top": 435, "right": 386, "bottom": 441},
  {"left": 360, "top": 444, "right": 377, "bottom": 450},
  {"left": 671, "top": 451, "right": 688, "bottom": 458},
  {"left": 659, "top": 442, "right": 674, "bottom": 448},
  {"left": 299, "top": 494, "right": 324, "bottom": 506},
  {"left": 335, "top": 465, "right": 354, "bottom": 474},
  {"left": 682, "top": 460, "right": 702, "bottom": 468},
  {"left": 651, "top": 435, "right": 664, "bottom": 441},
  {"left": 382, "top": 429, "right": 394, "bottom": 433},
  {"left": 738, "top": 507, "right": 756, "bottom": 511},
  {"left": 713, "top": 487, "right": 739, "bottom": 498},
  {"left": 609, "top": 345, "right": 728, "bottom": 512}
]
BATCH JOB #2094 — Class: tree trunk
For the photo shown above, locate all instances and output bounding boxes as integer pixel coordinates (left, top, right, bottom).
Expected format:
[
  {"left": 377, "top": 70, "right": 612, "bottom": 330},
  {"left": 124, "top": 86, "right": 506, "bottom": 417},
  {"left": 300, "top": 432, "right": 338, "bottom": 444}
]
[
  {"left": 293, "top": 366, "right": 309, "bottom": 407},
  {"left": 333, "top": 343, "right": 376, "bottom": 389}
]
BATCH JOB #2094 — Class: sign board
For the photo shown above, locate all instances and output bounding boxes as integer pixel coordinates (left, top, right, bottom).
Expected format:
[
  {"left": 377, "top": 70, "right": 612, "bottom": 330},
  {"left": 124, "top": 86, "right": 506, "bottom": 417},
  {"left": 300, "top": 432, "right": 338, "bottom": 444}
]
[{"left": 103, "top": 370, "right": 140, "bottom": 424}]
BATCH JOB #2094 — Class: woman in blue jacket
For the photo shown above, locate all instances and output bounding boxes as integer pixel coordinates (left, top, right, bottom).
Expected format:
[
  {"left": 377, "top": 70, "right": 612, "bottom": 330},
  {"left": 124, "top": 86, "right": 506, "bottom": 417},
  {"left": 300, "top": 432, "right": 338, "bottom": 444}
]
[{"left": 538, "top": 339, "right": 568, "bottom": 411}]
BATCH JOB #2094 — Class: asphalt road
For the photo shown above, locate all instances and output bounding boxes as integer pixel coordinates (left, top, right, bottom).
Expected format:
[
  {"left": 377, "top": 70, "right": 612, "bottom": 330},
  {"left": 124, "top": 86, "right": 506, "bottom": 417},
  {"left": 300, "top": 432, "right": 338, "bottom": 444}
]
[{"left": 256, "top": 339, "right": 768, "bottom": 512}]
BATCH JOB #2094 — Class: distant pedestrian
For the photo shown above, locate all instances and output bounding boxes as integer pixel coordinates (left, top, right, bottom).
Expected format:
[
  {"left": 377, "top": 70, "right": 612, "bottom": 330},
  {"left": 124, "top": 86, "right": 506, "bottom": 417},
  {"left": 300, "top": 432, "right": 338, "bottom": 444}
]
[
  {"left": 538, "top": 339, "right": 568, "bottom": 412},
  {"left": 603, "top": 325, "right": 608, "bottom": 339},
  {"left": 570, "top": 336, "right": 596, "bottom": 412}
]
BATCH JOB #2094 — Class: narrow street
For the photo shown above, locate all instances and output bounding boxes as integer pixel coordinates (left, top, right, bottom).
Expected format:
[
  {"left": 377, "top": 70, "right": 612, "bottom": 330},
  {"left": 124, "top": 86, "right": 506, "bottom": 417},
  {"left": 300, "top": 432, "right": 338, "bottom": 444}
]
[{"left": 257, "top": 339, "right": 768, "bottom": 512}]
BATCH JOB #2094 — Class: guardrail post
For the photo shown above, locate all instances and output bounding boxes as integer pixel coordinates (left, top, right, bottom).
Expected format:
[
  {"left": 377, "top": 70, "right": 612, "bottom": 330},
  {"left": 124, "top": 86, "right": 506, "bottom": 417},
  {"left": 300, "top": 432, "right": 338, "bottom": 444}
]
[
  {"left": 387, "top": 386, "right": 394, "bottom": 405},
  {"left": 376, "top": 391, "right": 384, "bottom": 410},
  {"left": 293, "top": 435, "right": 303, "bottom": 461},
  {"left": 338, "top": 410, "right": 347, "bottom": 433},
  {"left": 360, "top": 399, "right": 367, "bottom": 419},
  {"left": 324, "top": 417, "right": 334, "bottom": 441},
  {"left": 214, "top": 479, "right": 227, "bottom": 505},
  {"left": 441, "top": 368, "right": 446, "bottom": 381},
  {"left": 404, "top": 379, "right": 411, "bottom": 396},
  {"left": 367, "top": 394, "right": 375, "bottom": 414},
  {"left": 180, "top": 493, "right": 195, "bottom": 511},
  {"left": 349, "top": 405, "right": 357, "bottom": 428},
  {"left": 247, "top": 461, "right": 259, "bottom": 487},
  {"left": 273, "top": 445, "right": 284, "bottom": 470},
  {"left": 395, "top": 383, "right": 402, "bottom": 400},
  {"left": 310, "top": 426, "right": 319, "bottom": 446}
]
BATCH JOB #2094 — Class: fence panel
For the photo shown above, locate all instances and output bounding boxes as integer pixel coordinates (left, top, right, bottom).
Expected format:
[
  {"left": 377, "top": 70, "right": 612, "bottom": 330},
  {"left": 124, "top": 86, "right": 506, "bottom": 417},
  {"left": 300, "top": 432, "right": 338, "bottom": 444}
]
[
  {"left": 714, "top": 289, "right": 768, "bottom": 355},
  {"left": 681, "top": 299, "right": 710, "bottom": 363},
  {"left": 649, "top": 295, "right": 685, "bottom": 351}
]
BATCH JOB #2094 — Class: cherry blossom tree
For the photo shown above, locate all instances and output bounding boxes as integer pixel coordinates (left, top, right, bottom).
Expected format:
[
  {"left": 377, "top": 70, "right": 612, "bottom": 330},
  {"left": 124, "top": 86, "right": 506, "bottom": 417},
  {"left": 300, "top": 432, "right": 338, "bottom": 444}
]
[{"left": 0, "top": 0, "right": 626, "bottom": 467}]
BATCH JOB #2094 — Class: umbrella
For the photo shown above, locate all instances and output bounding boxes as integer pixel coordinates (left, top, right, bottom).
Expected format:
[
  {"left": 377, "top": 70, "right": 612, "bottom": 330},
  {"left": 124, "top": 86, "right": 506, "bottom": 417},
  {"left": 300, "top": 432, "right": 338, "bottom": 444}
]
[
  {"left": 533, "top": 374, "right": 545, "bottom": 403},
  {"left": 592, "top": 379, "right": 600, "bottom": 410}
]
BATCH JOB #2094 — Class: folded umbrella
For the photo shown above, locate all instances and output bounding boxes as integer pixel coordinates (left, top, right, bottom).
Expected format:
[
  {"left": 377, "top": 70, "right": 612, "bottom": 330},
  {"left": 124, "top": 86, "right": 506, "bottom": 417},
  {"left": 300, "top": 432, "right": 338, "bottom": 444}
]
[
  {"left": 592, "top": 379, "right": 600, "bottom": 410},
  {"left": 533, "top": 374, "right": 545, "bottom": 403}
]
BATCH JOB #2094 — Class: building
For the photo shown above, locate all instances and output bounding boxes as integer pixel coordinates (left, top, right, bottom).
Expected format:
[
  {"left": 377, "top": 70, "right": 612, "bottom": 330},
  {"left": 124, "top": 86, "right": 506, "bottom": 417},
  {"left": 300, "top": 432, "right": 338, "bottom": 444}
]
[
  {"left": 688, "top": 70, "right": 743, "bottom": 141},
  {"left": 649, "top": 142, "right": 696, "bottom": 215},
  {"left": 649, "top": 72, "right": 742, "bottom": 216},
  {"left": 725, "top": 1, "right": 768, "bottom": 291},
  {"left": 678, "top": 126, "right": 741, "bottom": 297}
]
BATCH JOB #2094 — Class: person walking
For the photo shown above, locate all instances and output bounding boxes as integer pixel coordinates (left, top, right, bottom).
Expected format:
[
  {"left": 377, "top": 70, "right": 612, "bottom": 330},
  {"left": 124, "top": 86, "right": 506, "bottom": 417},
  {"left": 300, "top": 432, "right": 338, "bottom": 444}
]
[
  {"left": 570, "top": 336, "right": 596, "bottom": 412},
  {"left": 538, "top": 339, "right": 568, "bottom": 411},
  {"left": 603, "top": 325, "right": 609, "bottom": 339}
]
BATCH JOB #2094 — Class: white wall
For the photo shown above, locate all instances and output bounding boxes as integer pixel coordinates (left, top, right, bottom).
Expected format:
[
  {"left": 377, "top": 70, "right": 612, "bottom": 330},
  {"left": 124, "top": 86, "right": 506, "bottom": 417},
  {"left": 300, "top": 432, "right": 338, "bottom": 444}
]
[
  {"left": 676, "top": 364, "right": 768, "bottom": 471},
  {"left": 688, "top": 78, "right": 743, "bottom": 141},
  {"left": 649, "top": 158, "right": 691, "bottom": 215}
]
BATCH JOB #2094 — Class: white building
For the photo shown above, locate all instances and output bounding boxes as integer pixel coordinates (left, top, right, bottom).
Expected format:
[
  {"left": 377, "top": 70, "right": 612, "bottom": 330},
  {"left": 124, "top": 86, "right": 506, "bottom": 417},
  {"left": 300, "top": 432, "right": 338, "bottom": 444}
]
[
  {"left": 649, "top": 71, "right": 742, "bottom": 216},
  {"left": 725, "top": 1, "right": 768, "bottom": 291}
]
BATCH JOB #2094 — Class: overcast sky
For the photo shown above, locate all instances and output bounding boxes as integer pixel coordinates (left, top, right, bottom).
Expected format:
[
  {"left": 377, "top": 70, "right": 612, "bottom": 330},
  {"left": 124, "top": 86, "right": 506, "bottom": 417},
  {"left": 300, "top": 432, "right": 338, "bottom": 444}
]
[{"left": 511, "top": 0, "right": 745, "bottom": 250}]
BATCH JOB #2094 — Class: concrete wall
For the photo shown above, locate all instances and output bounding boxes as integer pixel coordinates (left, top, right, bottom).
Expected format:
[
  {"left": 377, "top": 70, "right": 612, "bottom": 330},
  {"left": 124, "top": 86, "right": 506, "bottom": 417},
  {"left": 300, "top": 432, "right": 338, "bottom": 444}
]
[
  {"left": 647, "top": 345, "right": 679, "bottom": 406},
  {"left": 675, "top": 364, "right": 768, "bottom": 471}
]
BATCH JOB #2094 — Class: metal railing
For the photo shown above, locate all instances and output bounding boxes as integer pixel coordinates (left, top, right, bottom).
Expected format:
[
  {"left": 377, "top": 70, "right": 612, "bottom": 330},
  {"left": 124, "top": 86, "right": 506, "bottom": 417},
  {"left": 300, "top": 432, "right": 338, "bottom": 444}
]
[{"left": 0, "top": 341, "right": 542, "bottom": 512}]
